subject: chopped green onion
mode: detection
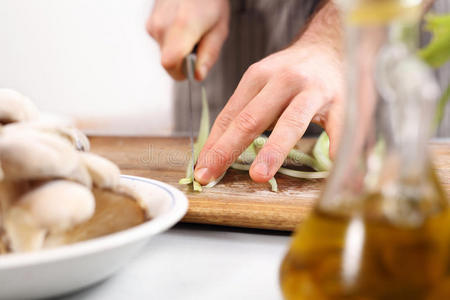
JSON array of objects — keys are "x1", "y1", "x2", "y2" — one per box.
[
  {"x1": 312, "y1": 131, "x2": 332, "y2": 171},
  {"x1": 277, "y1": 167, "x2": 329, "y2": 179},
  {"x1": 269, "y1": 177, "x2": 278, "y2": 192},
  {"x1": 287, "y1": 149, "x2": 324, "y2": 171},
  {"x1": 179, "y1": 86, "x2": 210, "y2": 190},
  {"x1": 230, "y1": 163, "x2": 251, "y2": 171}
]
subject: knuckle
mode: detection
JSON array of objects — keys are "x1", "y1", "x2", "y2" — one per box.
[
  {"x1": 147, "y1": 16, "x2": 164, "y2": 38},
  {"x1": 279, "y1": 67, "x2": 308, "y2": 87},
  {"x1": 260, "y1": 143, "x2": 286, "y2": 166},
  {"x1": 280, "y1": 112, "x2": 308, "y2": 130},
  {"x1": 161, "y1": 51, "x2": 183, "y2": 71},
  {"x1": 214, "y1": 112, "x2": 234, "y2": 131},
  {"x1": 207, "y1": 147, "x2": 230, "y2": 166},
  {"x1": 246, "y1": 63, "x2": 269, "y2": 78},
  {"x1": 174, "y1": 12, "x2": 189, "y2": 28},
  {"x1": 235, "y1": 111, "x2": 259, "y2": 134},
  {"x1": 161, "y1": 57, "x2": 174, "y2": 71}
]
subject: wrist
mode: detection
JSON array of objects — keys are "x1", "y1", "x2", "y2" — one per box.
[{"x1": 293, "y1": 0, "x2": 343, "y2": 58}]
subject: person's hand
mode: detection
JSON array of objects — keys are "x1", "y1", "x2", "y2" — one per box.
[
  {"x1": 194, "y1": 31, "x2": 345, "y2": 185},
  {"x1": 146, "y1": 0, "x2": 230, "y2": 80}
]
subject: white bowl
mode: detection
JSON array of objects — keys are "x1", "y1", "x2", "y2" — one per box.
[{"x1": 0, "y1": 175, "x2": 188, "y2": 300}]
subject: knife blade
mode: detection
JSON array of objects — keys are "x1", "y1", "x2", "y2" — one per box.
[{"x1": 184, "y1": 51, "x2": 197, "y2": 178}]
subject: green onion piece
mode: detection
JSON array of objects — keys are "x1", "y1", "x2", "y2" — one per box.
[
  {"x1": 236, "y1": 143, "x2": 258, "y2": 164},
  {"x1": 195, "y1": 87, "x2": 210, "y2": 157},
  {"x1": 253, "y1": 136, "x2": 267, "y2": 149},
  {"x1": 269, "y1": 177, "x2": 278, "y2": 192},
  {"x1": 178, "y1": 177, "x2": 193, "y2": 185},
  {"x1": 252, "y1": 136, "x2": 322, "y2": 171},
  {"x1": 277, "y1": 167, "x2": 329, "y2": 179},
  {"x1": 230, "y1": 163, "x2": 251, "y2": 171},
  {"x1": 179, "y1": 86, "x2": 210, "y2": 191},
  {"x1": 193, "y1": 180, "x2": 202, "y2": 192},
  {"x1": 312, "y1": 131, "x2": 332, "y2": 171},
  {"x1": 418, "y1": 14, "x2": 450, "y2": 68},
  {"x1": 287, "y1": 149, "x2": 324, "y2": 171}
]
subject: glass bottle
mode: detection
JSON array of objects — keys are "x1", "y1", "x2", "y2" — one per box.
[{"x1": 280, "y1": 0, "x2": 448, "y2": 299}]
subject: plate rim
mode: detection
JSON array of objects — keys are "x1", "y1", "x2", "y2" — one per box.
[{"x1": 0, "y1": 175, "x2": 188, "y2": 269}]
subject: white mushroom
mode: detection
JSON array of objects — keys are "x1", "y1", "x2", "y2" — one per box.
[
  {"x1": 0, "y1": 130, "x2": 82, "y2": 182},
  {"x1": 0, "y1": 89, "x2": 39, "y2": 124},
  {"x1": 3, "y1": 207, "x2": 46, "y2": 252},
  {"x1": 2, "y1": 120, "x2": 90, "y2": 151},
  {"x1": 20, "y1": 180, "x2": 95, "y2": 230},
  {"x1": 4, "y1": 180, "x2": 95, "y2": 252},
  {"x1": 80, "y1": 152, "x2": 120, "y2": 190}
]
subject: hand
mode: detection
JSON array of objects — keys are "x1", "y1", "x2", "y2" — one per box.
[
  {"x1": 194, "y1": 31, "x2": 344, "y2": 185},
  {"x1": 146, "y1": 0, "x2": 230, "y2": 80}
]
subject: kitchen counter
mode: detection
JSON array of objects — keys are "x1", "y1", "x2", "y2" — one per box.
[
  {"x1": 55, "y1": 138, "x2": 449, "y2": 300},
  {"x1": 58, "y1": 224, "x2": 290, "y2": 300}
]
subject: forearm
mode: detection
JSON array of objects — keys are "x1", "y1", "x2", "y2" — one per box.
[
  {"x1": 293, "y1": 0, "x2": 343, "y2": 56},
  {"x1": 292, "y1": 0, "x2": 436, "y2": 52},
  {"x1": 423, "y1": 0, "x2": 435, "y2": 12}
]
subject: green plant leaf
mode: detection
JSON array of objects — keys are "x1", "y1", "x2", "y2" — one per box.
[{"x1": 419, "y1": 14, "x2": 450, "y2": 68}]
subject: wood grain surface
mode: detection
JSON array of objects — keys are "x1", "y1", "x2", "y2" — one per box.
[{"x1": 89, "y1": 137, "x2": 450, "y2": 231}]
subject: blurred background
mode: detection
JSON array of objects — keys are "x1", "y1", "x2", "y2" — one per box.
[
  {"x1": 0, "y1": 0, "x2": 448, "y2": 136},
  {"x1": 0, "y1": 0, "x2": 173, "y2": 136}
]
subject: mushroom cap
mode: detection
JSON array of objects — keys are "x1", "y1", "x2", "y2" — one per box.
[
  {"x1": 4, "y1": 207, "x2": 46, "y2": 252},
  {"x1": 2, "y1": 120, "x2": 90, "y2": 151},
  {"x1": 17, "y1": 180, "x2": 95, "y2": 232},
  {"x1": 44, "y1": 187, "x2": 145, "y2": 248},
  {"x1": 0, "y1": 89, "x2": 39, "y2": 124},
  {"x1": 80, "y1": 152, "x2": 120, "y2": 190},
  {"x1": 0, "y1": 129, "x2": 81, "y2": 181}
]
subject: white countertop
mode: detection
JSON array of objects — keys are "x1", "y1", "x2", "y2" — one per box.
[{"x1": 58, "y1": 224, "x2": 291, "y2": 300}]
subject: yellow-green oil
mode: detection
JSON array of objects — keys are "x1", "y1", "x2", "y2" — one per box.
[{"x1": 280, "y1": 200, "x2": 450, "y2": 299}]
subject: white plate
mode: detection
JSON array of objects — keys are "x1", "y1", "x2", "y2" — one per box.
[{"x1": 0, "y1": 175, "x2": 188, "y2": 300}]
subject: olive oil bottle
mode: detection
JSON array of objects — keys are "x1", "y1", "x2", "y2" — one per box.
[
  {"x1": 280, "y1": 179, "x2": 450, "y2": 299},
  {"x1": 280, "y1": 0, "x2": 448, "y2": 299}
]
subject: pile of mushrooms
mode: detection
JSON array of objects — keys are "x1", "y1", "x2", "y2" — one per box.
[{"x1": 0, "y1": 89, "x2": 144, "y2": 253}]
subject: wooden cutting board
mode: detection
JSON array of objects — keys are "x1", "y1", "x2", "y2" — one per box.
[{"x1": 89, "y1": 136, "x2": 450, "y2": 231}]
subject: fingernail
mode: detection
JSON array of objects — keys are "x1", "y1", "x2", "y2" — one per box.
[
  {"x1": 194, "y1": 168, "x2": 212, "y2": 184},
  {"x1": 253, "y1": 163, "x2": 269, "y2": 177}
]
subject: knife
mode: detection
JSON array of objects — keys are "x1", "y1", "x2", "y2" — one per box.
[{"x1": 184, "y1": 48, "x2": 197, "y2": 178}]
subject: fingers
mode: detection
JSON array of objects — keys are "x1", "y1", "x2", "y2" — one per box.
[
  {"x1": 147, "y1": 0, "x2": 230, "y2": 81},
  {"x1": 199, "y1": 63, "x2": 271, "y2": 155},
  {"x1": 249, "y1": 90, "x2": 324, "y2": 182},
  {"x1": 324, "y1": 102, "x2": 344, "y2": 159},
  {"x1": 194, "y1": 75, "x2": 299, "y2": 185},
  {"x1": 160, "y1": 18, "x2": 204, "y2": 80},
  {"x1": 146, "y1": 0, "x2": 177, "y2": 44},
  {"x1": 195, "y1": 23, "x2": 229, "y2": 80}
]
